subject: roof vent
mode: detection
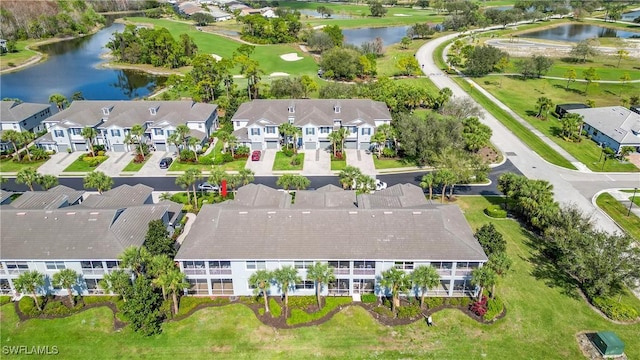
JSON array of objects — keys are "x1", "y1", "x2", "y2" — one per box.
[
  {"x1": 66, "y1": 212, "x2": 76, "y2": 215},
  {"x1": 302, "y1": 211, "x2": 310, "y2": 214},
  {"x1": 149, "y1": 106, "x2": 158, "y2": 115},
  {"x1": 239, "y1": 211, "x2": 248, "y2": 215},
  {"x1": 16, "y1": 212, "x2": 26, "y2": 216},
  {"x1": 349, "y1": 211, "x2": 358, "y2": 215},
  {"x1": 384, "y1": 211, "x2": 393, "y2": 215},
  {"x1": 102, "y1": 107, "x2": 110, "y2": 116},
  {"x1": 412, "y1": 211, "x2": 422, "y2": 215}
]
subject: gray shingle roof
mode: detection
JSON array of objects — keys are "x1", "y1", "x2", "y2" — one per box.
[
  {"x1": 44, "y1": 100, "x2": 217, "y2": 129},
  {"x1": 78, "y1": 184, "x2": 153, "y2": 209},
  {"x1": 229, "y1": 183, "x2": 291, "y2": 208},
  {"x1": 0, "y1": 101, "x2": 51, "y2": 123},
  {"x1": 231, "y1": 99, "x2": 391, "y2": 127},
  {"x1": 569, "y1": 106, "x2": 640, "y2": 146},
  {"x1": 7, "y1": 185, "x2": 84, "y2": 209}
]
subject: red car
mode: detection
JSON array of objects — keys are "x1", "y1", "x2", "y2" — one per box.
[{"x1": 251, "y1": 150, "x2": 261, "y2": 161}]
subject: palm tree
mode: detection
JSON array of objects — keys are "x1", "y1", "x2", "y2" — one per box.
[
  {"x1": 292, "y1": 127, "x2": 302, "y2": 154},
  {"x1": 471, "y1": 266, "x2": 497, "y2": 300},
  {"x1": 535, "y1": 97, "x2": 553, "y2": 119},
  {"x1": 420, "y1": 173, "x2": 435, "y2": 200},
  {"x1": 175, "y1": 173, "x2": 192, "y2": 206},
  {"x1": 208, "y1": 167, "x2": 227, "y2": 189},
  {"x1": 1, "y1": 130, "x2": 22, "y2": 158},
  {"x1": 166, "y1": 268, "x2": 189, "y2": 315},
  {"x1": 487, "y1": 252, "x2": 512, "y2": 297},
  {"x1": 273, "y1": 266, "x2": 301, "y2": 308},
  {"x1": 355, "y1": 174, "x2": 376, "y2": 194},
  {"x1": 410, "y1": 265, "x2": 440, "y2": 308},
  {"x1": 338, "y1": 165, "x2": 362, "y2": 190},
  {"x1": 188, "y1": 137, "x2": 200, "y2": 161},
  {"x1": 291, "y1": 175, "x2": 311, "y2": 190},
  {"x1": 99, "y1": 270, "x2": 132, "y2": 302},
  {"x1": 130, "y1": 124, "x2": 145, "y2": 160},
  {"x1": 176, "y1": 124, "x2": 191, "y2": 151},
  {"x1": 216, "y1": 130, "x2": 231, "y2": 153},
  {"x1": 16, "y1": 167, "x2": 40, "y2": 191},
  {"x1": 279, "y1": 123, "x2": 296, "y2": 151},
  {"x1": 37, "y1": 174, "x2": 59, "y2": 190},
  {"x1": 48, "y1": 93, "x2": 68, "y2": 111},
  {"x1": 119, "y1": 246, "x2": 152, "y2": 278},
  {"x1": 377, "y1": 124, "x2": 397, "y2": 156},
  {"x1": 248, "y1": 269, "x2": 273, "y2": 313},
  {"x1": 227, "y1": 135, "x2": 238, "y2": 157},
  {"x1": 434, "y1": 169, "x2": 456, "y2": 203},
  {"x1": 19, "y1": 131, "x2": 36, "y2": 161},
  {"x1": 371, "y1": 130, "x2": 386, "y2": 158},
  {"x1": 306, "y1": 262, "x2": 335, "y2": 308},
  {"x1": 238, "y1": 168, "x2": 255, "y2": 186},
  {"x1": 52, "y1": 268, "x2": 80, "y2": 306},
  {"x1": 14, "y1": 270, "x2": 45, "y2": 311},
  {"x1": 185, "y1": 168, "x2": 202, "y2": 209},
  {"x1": 81, "y1": 127, "x2": 97, "y2": 157},
  {"x1": 336, "y1": 127, "x2": 350, "y2": 156},
  {"x1": 328, "y1": 130, "x2": 342, "y2": 157},
  {"x1": 167, "y1": 132, "x2": 181, "y2": 153},
  {"x1": 380, "y1": 267, "x2": 410, "y2": 314},
  {"x1": 159, "y1": 192, "x2": 173, "y2": 201},
  {"x1": 149, "y1": 255, "x2": 177, "y2": 301},
  {"x1": 83, "y1": 171, "x2": 113, "y2": 194}
]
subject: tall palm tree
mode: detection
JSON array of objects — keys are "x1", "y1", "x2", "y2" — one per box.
[
  {"x1": 327, "y1": 130, "x2": 342, "y2": 157},
  {"x1": 119, "y1": 246, "x2": 152, "y2": 278},
  {"x1": 273, "y1": 266, "x2": 301, "y2": 308},
  {"x1": 188, "y1": 137, "x2": 200, "y2": 161},
  {"x1": 291, "y1": 175, "x2": 311, "y2": 190},
  {"x1": 1, "y1": 130, "x2": 23, "y2": 158},
  {"x1": 306, "y1": 262, "x2": 335, "y2": 308},
  {"x1": 16, "y1": 167, "x2": 40, "y2": 191},
  {"x1": 227, "y1": 135, "x2": 238, "y2": 157},
  {"x1": 355, "y1": 174, "x2": 376, "y2": 194},
  {"x1": 175, "y1": 173, "x2": 192, "y2": 206},
  {"x1": 238, "y1": 168, "x2": 255, "y2": 186},
  {"x1": 292, "y1": 127, "x2": 302, "y2": 154},
  {"x1": 208, "y1": 167, "x2": 226, "y2": 189},
  {"x1": 471, "y1": 266, "x2": 497, "y2": 300},
  {"x1": 83, "y1": 171, "x2": 113, "y2": 194},
  {"x1": 380, "y1": 267, "x2": 410, "y2": 314},
  {"x1": 166, "y1": 268, "x2": 189, "y2": 315},
  {"x1": 149, "y1": 255, "x2": 177, "y2": 301},
  {"x1": 48, "y1": 93, "x2": 68, "y2": 111},
  {"x1": 337, "y1": 127, "x2": 350, "y2": 156},
  {"x1": 130, "y1": 124, "x2": 145, "y2": 160},
  {"x1": 19, "y1": 131, "x2": 36, "y2": 161},
  {"x1": 37, "y1": 174, "x2": 59, "y2": 190},
  {"x1": 52, "y1": 268, "x2": 80, "y2": 306},
  {"x1": 434, "y1": 169, "x2": 456, "y2": 203},
  {"x1": 420, "y1": 173, "x2": 435, "y2": 200},
  {"x1": 338, "y1": 165, "x2": 362, "y2": 190},
  {"x1": 99, "y1": 270, "x2": 132, "y2": 302},
  {"x1": 535, "y1": 97, "x2": 553, "y2": 119},
  {"x1": 176, "y1": 124, "x2": 191, "y2": 151},
  {"x1": 185, "y1": 168, "x2": 202, "y2": 209},
  {"x1": 278, "y1": 123, "x2": 296, "y2": 151},
  {"x1": 371, "y1": 130, "x2": 386, "y2": 158},
  {"x1": 376, "y1": 124, "x2": 396, "y2": 155},
  {"x1": 216, "y1": 130, "x2": 231, "y2": 153},
  {"x1": 248, "y1": 269, "x2": 273, "y2": 313},
  {"x1": 81, "y1": 127, "x2": 97, "y2": 157},
  {"x1": 14, "y1": 270, "x2": 45, "y2": 311},
  {"x1": 487, "y1": 252, "x2": 512, "y2": 297},
  {"x1": 410, "y1": 265, "x2": 440, "y2": 308},
  {"x1": 167, "y1": 132, "x2": 181, "y2": 153}
]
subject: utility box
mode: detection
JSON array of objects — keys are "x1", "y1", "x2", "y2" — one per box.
[{"x1": 591, "y1": 331, "x2": 625, "y2": 357}]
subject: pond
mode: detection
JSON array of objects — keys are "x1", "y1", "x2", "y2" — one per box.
[
  {"x1": 519, "y1": 24, "x2": 640, "y2": 42},
  {"x1": 622, "y1": 10, "x2": 640, "y2": 21},
  {"x1": 0, "y1": 22, "x2": 163, "y2": 104},
  {"x1": 296, "y1": 9, "x2": 354, "y2": 20},
  {"x1": 343, "y1": 26, "x2": 411, "y2": 47}
]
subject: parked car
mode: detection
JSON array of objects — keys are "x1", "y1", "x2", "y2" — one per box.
[
  {"x1": 375, "y1": 179, "x2": 388, "y2": 191},
  {"x1": 159, "y1": 157, "x2": 173, "y2": 169},
  {"x1": 197, "y1": 182, "x2": 219, "y2": 192},
  {"x1": 251, "y1": 150, "x2": 261, "y2": 161}
]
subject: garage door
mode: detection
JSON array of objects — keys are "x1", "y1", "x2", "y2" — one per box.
[
  {"x1": 74, "y1": 142, "x2": 87, "y2": 151},
  {"x1": 155, "y1": 142, "x2": 167, "y2": 151},
  {"x1": 251, "y1": 142, "x2": 262, "y2": 150},
  {"x1": 266, "y1": 141, "x2": 278, "y2": 149},
  {"x1": 57, "y1": 144, "x2": 69, "y2": 153},
  {"x1": 344, "y1": 141, "x2": 357, "y2": 149},
  {"x1": 112, "y1": 143, "x2": 125, "y2": 152},
  {"x1": 319, "y1": 141, "x2": 331, "y2": 150},
  {"x1": 360, "y1": 142, "x2": 370, "y2": 151},
  {"x1": 304, "y1": 142, "x2": 316, "y2": 150}
]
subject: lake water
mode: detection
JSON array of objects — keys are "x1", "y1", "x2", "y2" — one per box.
[
  {"x1": 297, "y1": 9, "x2": 353, "y2": 19},
  {"x1": 343, "y1": 26, "x2": 411, "y2": 47},
  {"x1": 622, "y1": 10, "x2": 640, "y2": 21},
  {"x1": 0, "y1": 22, "x2": 163, "y2": 104},
  {"x1": 520, "y1": 24, "x2": 640, "y2": 42}
]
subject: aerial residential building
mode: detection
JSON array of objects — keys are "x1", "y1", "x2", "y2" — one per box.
[
  {"x1": 175, "y1": 184, "x2": 488, "y2": 298},
  {"x1": 230, "y1": 99, "x2": 392, "y2": 151},
  {"x1": 0, "y1": 100, "x2": 52, "y2": 152},
  {"x1": 40, "y1": 100, "x2": 218, "y2": 153},
  {"x1": 568, "y1": 106, "x2": 640, "y2": 153}
]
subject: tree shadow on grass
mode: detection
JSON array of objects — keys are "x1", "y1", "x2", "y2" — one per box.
[
  {"x1": 549, "y1": 125, "x2": 563, "y2": 138},
  {"x1": 552, "y1": 84, "x2": 584, "y2": 95},
  {"x1": 525, "y1": 110, "x2": 538, "y2": 117},
  {"x1": 518, "y1": 227, "x2": 581, "y2": 300}
]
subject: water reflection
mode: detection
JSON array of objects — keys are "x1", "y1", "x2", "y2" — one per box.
[
  {"x1": 297, "y1": 9, "x2": 354, "y2": 19},
  {"x1": 520, "y1": 24, "x2": 640, "y2": 42},
  {"x1": 343, "y1": 26, "x2": 411, "y2": 47},
  {"x1": 622, "y1": 10, "x2": 640, "y2": 21}
]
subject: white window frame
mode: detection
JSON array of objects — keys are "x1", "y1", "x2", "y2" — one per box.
[
  {"x1": 305, "y1": 128, "x2": 315, "y2": 135},
  {"x1": 45, "y1": 261, "x2": 66, "y2": 270},
  {"x1": 246, "y1": 260, "x2": 266, "y2": 270},
  {"x1": 394, "y1": 261, "x2": 414, "y2": 270},
  {"x1": 54, "y1": 130, "x2": 64, "y2": 137},
  {"x1": 250, "y1": 128, "x2": 261, "y2": 136},
  {"x1": 294, "y1": 260, "x2": 314, "y2": 269},
  {"x1": 361, "y1": 128, "x2": 371, "y2": 135}
]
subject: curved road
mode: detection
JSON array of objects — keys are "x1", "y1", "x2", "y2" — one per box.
[{"x1": 416, "y1": 32, "x2": 640, "y2": 234}]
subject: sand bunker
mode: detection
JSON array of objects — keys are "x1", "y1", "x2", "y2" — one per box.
[
  {"x1": 210, "y1": 54, "x2": 222, "y2": 61},
  {"x1": 270, "y1": 72, "x2": 290, "y2": 77},
  {"x1": 280, "y1": 53, "x2": 303, "y2": 61},
  {"x1": 394, "y1": 13, "x2": 411, "y2": 16}
]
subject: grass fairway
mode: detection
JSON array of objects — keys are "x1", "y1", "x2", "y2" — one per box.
[
  {"x1": 596, "y1": 192, "x2": 640, "y2": 240},
  {"x1": 2, "y1": 196, "x2": 639, "y2": 359}
]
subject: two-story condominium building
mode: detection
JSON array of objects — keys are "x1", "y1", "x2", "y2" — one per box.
[
  {"x1": 230, "y1": 99, "x2": 392, "y2": 151},
  {"x1": 0, "y1": 101, "x2": 52, "y2": 152},
  {"x1": 39, "y1": 100, "x2": 218, "y2": 153},
  {"x1": 568, "y1": 106, "x2": 640, "y2": 153},
  {"x1": 0, "y1": 184, "x2": 183, "y2": 296},
  {"x1": 175, "y1": 184, "x2": 488, "y2": 298}
]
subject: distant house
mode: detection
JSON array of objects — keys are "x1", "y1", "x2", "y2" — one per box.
[
  {"x1": 41, "y1": 100, "x2": 218, "y2": 153},
  {"x1": 555, "y1": 103, "x2": 590, "y2": 118},
  {"x1": 0, "y1": 101, "x2": 53, "y2": 152},
  {"x1": 0, "y1": 39, "x2": 7, "y2": 51},
  {"x1": 230, "y1": 99, "x2": 392, "y2": 151},
  {"x1": 631, "y1": 105, "x2": 640, "y2": 116},
  {"x1": 568, "y1": 106, "x2": 640, "y2": 153},
  {"x1": 209, "y1": 7, "x2": 233, "y2": 21}
]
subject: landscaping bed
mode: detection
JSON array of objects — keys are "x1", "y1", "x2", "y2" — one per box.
[
  {"x1": 273, "y1": 150, "x2": 304, "y2": 171},
  {"x1": 63, "y1": 153, "x2": 108, "y2": 172}
]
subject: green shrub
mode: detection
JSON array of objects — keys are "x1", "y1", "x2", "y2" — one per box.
[
  {"x1": 212, "y1": 297, "x2": 230, "y2": 306},
  {"x1": 212, "y1": 156, "x2": 225, "y2": 165},
  {"x1": 221, "y1": 153, "x2": 233, "y2": 163},
  {"x1": 269, "y1": 298, "x2": 282, "y2": 318},
  {"x1": 83, "y1": 155, "x2": 107, "y2": 167},
  {"x1": 447, "y1": 297, "x2": 462, "y2": 306},
  {"x1": 239, "y1": 296, "x2": 257, "y2": 305},
  {"x1": 484, "y1": 205, "x2": 507, "y2": 218},
  {"x1": 484, "y1": 297, "x2": 504, "y2": 321},
  {"x1": 199, "y1": 156, "x2": 215, "y2": 165},
  {"x1": 373, "y1": 305, "x2": 394, "y2": 318},
  {"x1": 424, "y1": 297, "x2": 444, "y2": 309},
  {"x1": 258, "y1": 308, "x2": 265, "y2": 316},
  {"x1": 19, "y1": 296, "x2": 42, "y2": 316},
  {"x1": 397, "y1": 304, "x2": 421, "y2": 319},
  {"x1": 287, "y1": 297, "x2": 352, "y2": 325},
  {"x1": 0, "y1": 296, "x2": 11, "y2": 306},
  {"x1": 177, "y1": 296, "x2": 215, "y2": 316},
  {"x1": 179, "y1": 150, "x2": 196, "y2": 162},
  {"x1": 159, "y1": 299, "x2": 173, "y2": 319},
  {"x1": 382, "y1": 147, "x2": 395, "y2": 158},
  {"x1": 43, "y1": 300, "x2": 78, "y2": 316},
  {"x1": 281, "y1": 148, "x2": 294, "y2": 157},
  {"x1": 83, "y1": 296, "x2": 119, "y2": 305},
  {"x1": 593, "y1": 297, "x2": 639, "y2": 321},
  {"x1": 287, "y1": 296, "x2": 316, "y2": 309},
  {"x1": 361, "y1": 294, "x2": 378, "y2": 303},
  {"x1": 460, "y1": 297, "x2": 472, "y2": 307},
  {"x1": 236, "y1": 145, "x2": 250, "y2": 155}
]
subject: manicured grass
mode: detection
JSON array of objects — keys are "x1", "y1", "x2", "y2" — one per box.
[
  {"x1": 595, "y1": 192, "x2": 640, "y2": 240},
  {"x1": 287, "y1": 297, "x2": 352, "y2": 325},
  {"x1": 373, "y1": 156, "x2": 418, "y2": 169},
  {"x1": 330, "y1": 153, "x2": 346, "y2": 171},
  {"x1": 476, "y1": 76, "x2": 639, "y2": 172},
  {"x1": 121, "y1": 156, "x2": 149, "y2": 172},
  {"x1": 62, "y1": 154, "x2": 108, "y2": 172},
  {"x1": 0, "y1": 38, "x2": 47, "y2": 72},
  {"x1": 2, "y1": 196, "x2": 640, "y2": 358},
  {"x1": 0, "y1": 158, "x2": 47, "y2": 172},
  {"x1": 272, "y1": 151, "x2": 304, "y2": 171}
]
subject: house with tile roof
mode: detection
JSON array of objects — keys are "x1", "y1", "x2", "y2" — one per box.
[
  {"x1": 568, "y1": 106, "x2": 640, "y2": 153},
  {"x1": 230, "y1": 99, "x2": 392, "y2": 151},
  {"x1": 0, "y1": 101, "x2": 53, "y2": 152},
  {"x1": 175, "y1": 184, "x2": 487, "y2": 298},
  {"x1": 40, "y1": 100, "x2": 218, "y2": 153}
]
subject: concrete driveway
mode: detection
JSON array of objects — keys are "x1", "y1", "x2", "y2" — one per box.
[
  {"x1": 302, "y1": 148, "x2": 332, "y2": 175},
  {"x1": 345, "y1": 149, "x2": 376, "y2": 176},
  {"x1": 245, "y1": 149, "x2": 275, "y2": 176}
]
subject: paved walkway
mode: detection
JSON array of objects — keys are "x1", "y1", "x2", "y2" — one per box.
[
  {"x1": 605, "y1": 189, "x2": 640, "y2": 218},
  {"x1": 37, "y1": 152, "x2": 80, "y2": 176},
  {"x1": 345, "y1": 149, "x2": 376, "y2": 176},
  {"x1": 97, "y1": 151, "x2": 133, "y2": 177}
]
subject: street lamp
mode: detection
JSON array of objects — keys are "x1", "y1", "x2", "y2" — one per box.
[{"x1": 628, "y1": 187, "x2": 638, "y2": 217}]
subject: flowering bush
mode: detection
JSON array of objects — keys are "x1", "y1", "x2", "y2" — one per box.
[{"x1": 469, "y1": 295, "x2": 488, "y2": 317}]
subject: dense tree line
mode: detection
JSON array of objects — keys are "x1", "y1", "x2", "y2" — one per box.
[
  {"x1": 0, "y1": 0, "x2": 104, "y2": 40},
  {"x1": 239, "y1": 10, "x2": 301, "y2": 44},
  {"x1": 106, "y1": 25, "x2": 198, "y2": 68}
]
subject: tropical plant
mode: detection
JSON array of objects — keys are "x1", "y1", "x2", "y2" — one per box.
[
  {"x1": 81, "y1": 127, "x2": 97, "y2": 157},
  {"x1": 185, "y1": 168, "x2": 202, "y2": 209},
  {"x1": 119, "y1": 246, "x2": 152, "y2": 278},
  {"x1": 1, "y1": 130, "x2": 22, "y2": 157},
  {"x1": 248, "y1": 269, "x2": 273, "y2": 313},
  {"x1": 83, "y1": 171, "x2": 113, "y2": 194},
  {"x1": 433, "y1": 169, "x2": 456, "y2": 203},
  {"x1": 52, "y1": 268, "x2": 80, "y2": 306},
  {"x1": 208, "y1": 167, "x2": 226, "y2": 189},
  {"x1": 410, "y1": 265, "x2": 440, "y2": 308},
  {"x1": 238, "y1": 168, "x2": 255, "y2": 186},
  {"x1": 149, "y1": 254, "x2": 177, "y2": 300},
  {"x1": 273, "y1": 266, "x2": 301, "y2": 308},
  {"x1": 471, "y1": 266, "x2": 497, "y2": 300},
  {"x1": 420, "y1": 173, "x2": 435, "y2": 200},
  {"x1": 14, "y1": 270, "x2": 45, "y2": 311},
  {"x1": 166, "y1": 268, "x2": 189, "y2": 314},
  {"x1": 20, "y1": 132, "x2": 36, "y2": 161},
  {"x1": 380, "y1": 267, "x2": 411, "y2": 313},
  {"x1": 535, "y1": 97, "x2": 553, "y2": 119},
  {"x1": 131, "y1": 124, "x2": 146, "y2": 160},
  {"x1": 36, "y1": 174, "x2": 59, "y2": 190},
  {"x1": 48, "y1": 93, "x2": 68, "y2": 111},
  {"x1": 99, "y1": 270, "x2": 132, "y2": 302},
  {"x1": 15, "y1": 167, "x2": 40, "y2": 191},
  {"x1": 306, "y1": 262, "x2": 335, "y2": 308},
  {"x1": 338, "y1": 165, "x2": 362, "y2": 190},
  {"x1": 276, "y1": 174, "x2": 310, "y2": 191}
]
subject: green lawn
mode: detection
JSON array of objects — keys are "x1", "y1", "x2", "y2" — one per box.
[
  {"x1": 2, "y1": 195, "x2": 639, "y2": 358},
  {"x1": 373, "y1": 156, "x2": 417, "y2": 169},
  {"x1": 168, "y1": 159, "x2": 246, "y2": 172},
  {"x1": 273, "y1": 151, "x2": 304, "y2": 171},
  {"x1": 330, "y1": 153, "x2": 346, "y2": 171},
  {"x1": 0, "y1": 158, "x2": 47, "y2": 172},
  {"x1": 121, "y1": 156, "x2": 149, "y2": 172},
  {"x1": 62, "y1": 154, "x2": 108, "y2": 172},
  {"x1": 0, "y1": 38, "x2": 49, "y2": 72},
  {"x1": 595, "y1": 193, "x2": 640, "y2": 240}
]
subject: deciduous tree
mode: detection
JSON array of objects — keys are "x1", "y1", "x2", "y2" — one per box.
[
  {"x1": 475, "y1": 223, "x2": 506, "y2": 256},
  {"x1": 122, "y1": 276, "x2": 162, "y2": 335}
]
